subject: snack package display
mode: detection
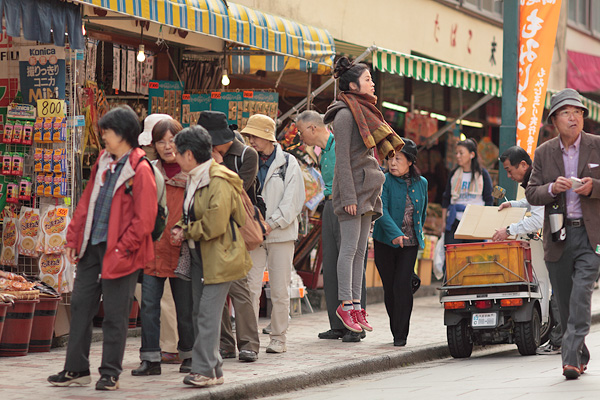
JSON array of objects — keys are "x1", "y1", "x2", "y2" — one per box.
[
  {"x1": 33, "y1": 117, "x2": 43, "y2": 142},
  {"x1": 12, "y1": 123, "x2": 23, "y2": 144},
  {"x1": 18, "y1": 179, "x2": 32, "y2": 201},
  {"x1": 6, "y1": 183, "x2": 19, "y2": 204},
  {"x1": 1, "y1": 217, "x2": 19, "y2": 266},
  {"x1": 52, "y1": 173, "x2": 64, "y2": 198},
  {"x1": 36, "y1": 174, "x2": 45, "y2": 197},
  {"x1": 34, "y1": 148, "x2": 43, "y2": 172},
  {"x1": 38, "y1": 253, "x2": 65, "y2": 292},
  {"x1": 43, "y1": 174, "x2": 53, "y2": 197},
  {"x1": 22, "y1": 121, "x2": 34, "y2": 145},
  {"x1": 18, "y1": 207, "x2": 40, "y2": 257},
  {"x1": 42, "y1": 117, "x2": 54, "y2": 143},
  {"x1": 11, "y1": 153, "x2": 24, "y2": 176},
  {"x1": 3, "y1": 121, "x2": 14, "y2": 144},
  {"x1": 52, "y1": 117, "x2": 65, "y2": 142},
  {"x1": 43, "y1": 149, "x2": 53, "y2": 173},
  {"x1": 53, "y1": 149, "x2": 66, "y2": 173},
  {"x1": 2, "y1": 153, "x2": 12, "y2": 175},
  {"x1": 41, "y1": 206, "x2": 69, "y2": 254}
]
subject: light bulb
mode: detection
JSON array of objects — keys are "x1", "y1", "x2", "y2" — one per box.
[
  {"x1": 221, "y1": 69, "x2": 230, "y2": 86},
  {"x1": 137, "y1": 44, "x2": 146, "y2": 63}
]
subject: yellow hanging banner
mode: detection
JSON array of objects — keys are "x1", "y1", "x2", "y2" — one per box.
[{"x1": 517, "y1": 0, "x2": 562, "y2": 158}]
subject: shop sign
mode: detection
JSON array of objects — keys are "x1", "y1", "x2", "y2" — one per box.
[
  {"x1": 19, "y1": 45, "x2": 66, "y2": 106},
  {"x1": 516, "y1": 1, "x2": 562, "y2": 158},
  {"x1": 36, "y1": 99, "x2": 65, "y2": 118},
  {"x1": 181, "y1": 94, "x2": 210, "y2": 127}
]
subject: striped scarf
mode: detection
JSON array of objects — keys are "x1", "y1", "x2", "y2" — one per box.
[
  {"x1": 449, "y1": 167, "x2": 484, "y2": 202},
  {"x1": 338, "y1": 91, "x2": 404, "y2": 160}
]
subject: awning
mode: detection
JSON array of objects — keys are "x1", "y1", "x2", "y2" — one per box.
[
  {"x1": 373, "y1": 47, "x2": 502, "y2": 97},
  {"x1": 74, "y1": 0, "x2": 335, "y2": 67},
  {"x1": 373, "y1": 47, "x2": 600, "y2": 124},
  {"x1": 567, "y1": 50, "x2": 600, "y2": 93}
]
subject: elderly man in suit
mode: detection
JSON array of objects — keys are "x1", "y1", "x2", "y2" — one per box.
[{"x1": 526, "y1": 88, "x2": 600, "y2": 380}]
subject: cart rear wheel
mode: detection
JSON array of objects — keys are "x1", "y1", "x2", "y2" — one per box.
[
  {"x1": 447, "y1": 319, "x2": 473, "y2": 358},
  {"x1": 515, "y1": 307, "x2": 541, "y2": 356}
]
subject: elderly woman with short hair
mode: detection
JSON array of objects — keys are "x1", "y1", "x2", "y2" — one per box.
[{"x1": 171, "y1": 126, "x2": 252, "y2": 387}]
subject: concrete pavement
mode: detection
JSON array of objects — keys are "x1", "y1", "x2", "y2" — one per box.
[{"x1": 1, "y1": 290, "x2": 600, "y2": 400}]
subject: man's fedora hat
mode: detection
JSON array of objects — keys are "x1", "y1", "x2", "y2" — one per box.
[
  {"x1": 547, "y1": 88, "x2": 589, "y2": 124},
  {"x1": 197, "y1": 111, "x2": 235, "y2": 145}
]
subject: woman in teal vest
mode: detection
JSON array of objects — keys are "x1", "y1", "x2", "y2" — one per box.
[{"x1": 373, "y1": 138, "x2": 428, "y2": 347}]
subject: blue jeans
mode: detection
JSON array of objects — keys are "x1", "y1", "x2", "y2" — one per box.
[{"x1": 139, "y1": 274, "x2": 194, "y2": 362}]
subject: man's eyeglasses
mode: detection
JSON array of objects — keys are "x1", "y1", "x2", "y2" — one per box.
[
  {"x1": 556, "y1": 109, "x2": 584, "y2": 119},
  {"x1": 297, "y1": 125, "x2": 315, "y2": 136}
]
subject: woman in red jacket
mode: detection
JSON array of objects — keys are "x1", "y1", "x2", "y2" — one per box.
[
  {"x1": 132, "y1": 119, "x2": 194, "y2": 376},
  {"x1": 48, "y1": 106, "x2": 157, "y2": 391}
]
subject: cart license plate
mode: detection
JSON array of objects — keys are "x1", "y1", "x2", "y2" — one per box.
[{"x1": 472, "y1": 312, "x2": 497, "y2": 328}]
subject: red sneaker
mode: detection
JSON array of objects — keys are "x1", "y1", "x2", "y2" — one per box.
[
  {"x1": 336, "y1": 305, "x2": 362, "y2": 333},
  {"x1": 354, "y1": 309, "x2": 373, "y2": 332}
]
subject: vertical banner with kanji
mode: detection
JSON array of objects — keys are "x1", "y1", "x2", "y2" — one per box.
[
  {"x1": 1, "y1": 27, "x2": 19, "y2": 132},
  {"x1": 517, "y1": 0, "x2": 562, "y2": 158},
  {"x1": 19, "y1": 45, "x2": 66, "y2": 105}
]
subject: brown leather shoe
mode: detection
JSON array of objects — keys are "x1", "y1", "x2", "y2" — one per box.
[{"x1": 563, "y1": 365, "x2": 581, "y2": 380}]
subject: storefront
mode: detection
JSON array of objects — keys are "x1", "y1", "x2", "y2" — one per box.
[{"x1": 0, "y1": 0, "x2": 336, "y2": 346}]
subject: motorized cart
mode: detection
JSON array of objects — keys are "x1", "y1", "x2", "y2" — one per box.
[{"x1": 439, "y1": 239, "x2": 552, "y2": 358}]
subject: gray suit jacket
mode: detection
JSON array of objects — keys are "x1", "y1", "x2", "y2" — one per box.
[{"x1": 525, "y1": 131, "x2": 600, "y2": 262}]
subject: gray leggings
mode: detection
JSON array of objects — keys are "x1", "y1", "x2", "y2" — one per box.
[{"x1": 337, "y1": 214, "x2": 372, "y2": 301}]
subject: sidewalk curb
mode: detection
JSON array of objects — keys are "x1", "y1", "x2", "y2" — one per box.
[
  {"x1": 175, "y1": 307, "x2": 600, "y2": 400},
  {"x1": 172, "y1": 344, "x2": 451, "y2": 400}
]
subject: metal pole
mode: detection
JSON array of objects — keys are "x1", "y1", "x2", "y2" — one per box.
[{"x1": 499, "y1": 0, "x2": 519, "y2": 201}]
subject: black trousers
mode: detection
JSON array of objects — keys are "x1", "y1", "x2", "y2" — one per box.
[
  {"x1": 373, "y1": 240, "x2": 419, "y2": 342},
  {"x1": 64, "y1": 243, "x2": 139, "y2": 378}
]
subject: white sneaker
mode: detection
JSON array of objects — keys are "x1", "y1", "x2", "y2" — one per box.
[{"x1": 266, "y1": 339, "x2": 287, "y2": 353}]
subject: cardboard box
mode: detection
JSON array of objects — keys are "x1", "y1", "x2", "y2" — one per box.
[
  {"x1": 418, "y1": 259, "x2": 433, "y2": 286},
  {"x1": 454, "y1": 204, "x2": 526, "y2": 240}
]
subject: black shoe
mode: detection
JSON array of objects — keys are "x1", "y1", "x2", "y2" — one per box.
[
  {"x1": 394, "y1": 339, "x2": 407, "y2": 347},
  {"x1": 318, "y1": 329, "x2": 346, "y2": 339},
  {"x1": 179, "y1": 358, "x2": 192, "y2": 373},
  {"x1": 342, "y1": 330, "x2": 361, "y2": 342},
  {"x1": 360, "y1": 329, "x2": 366, "y2": 339},
  {"x1": 95, "y1": 375, "x2": 119, "y2": 391},
  {"x1": 48, "y1": 369, "x2": 91, "y2": 386},
  {"x1": 131, "y1": 360, "x2": 161, "y2": 376},
  {"x1": 219, "y1": 348, "x2": 236, "y2": 359},
  {"x1": 239, "y1": 349, "x2": 258, "y2": 362}
]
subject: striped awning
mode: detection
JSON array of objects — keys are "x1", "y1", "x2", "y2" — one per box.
[
  {"x1": 373, "y1": 47, "x2": 600, "y2": 123},
  {"x1": 75, "y1": 0, "x2": 335, "y2": 67},
  {"x1": 373, "y1": 48, "x2": 502, "y2": 97}
]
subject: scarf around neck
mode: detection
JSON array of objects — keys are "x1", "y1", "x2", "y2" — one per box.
[
  {"x1": 338, "y1": 91, "x2": 404, "y2": 160},
  {"x1": 450, "y1": 167, "x2": 484, "y2": 202}
]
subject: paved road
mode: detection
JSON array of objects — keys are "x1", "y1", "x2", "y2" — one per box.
[{"x1": 264, "y1": 325, "x2": 600, "y2": 400}]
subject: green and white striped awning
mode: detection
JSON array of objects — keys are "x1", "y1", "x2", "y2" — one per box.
[
  {"x1": 373, "y1": 48, "x2": 502, "y2": 97},
  {"x1": 373, "y1": 47, "x2": 600, "y2": 123}
]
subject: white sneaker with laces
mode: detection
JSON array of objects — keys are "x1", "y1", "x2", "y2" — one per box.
[{"x1": 266, "y1": 339, "x2": 287, "y2": 353}]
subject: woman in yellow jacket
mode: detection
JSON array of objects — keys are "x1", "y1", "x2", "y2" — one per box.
[{"x1": 171, "y1": 126, "x2": 252, "y2": 388}]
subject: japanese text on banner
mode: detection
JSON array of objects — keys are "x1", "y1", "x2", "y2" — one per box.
[{"x1": 517, "y1": 0, "x2": 562, "y2": 158}]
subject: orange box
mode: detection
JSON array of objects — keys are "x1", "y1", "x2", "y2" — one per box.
[{"x1": 445, "y1": 240, "x2": 532, "y2": 286}]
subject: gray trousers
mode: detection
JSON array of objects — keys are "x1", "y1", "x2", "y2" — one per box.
[
  {"x1": 220, "y1": 276, "x2": 260, "y2": 353},
  {"x1": 190, "y1": 247, "x2": 231, "y2": 378},
  {"x1": 322, "y1": 200, "x2": 366, "y2": 330},
  {"x1": 337, "y1": 214, "x2": 371, "y2": 301},
  {"x1": 64, "y1": 243, "x2": 138, "y2": 378},
  {"x1": 546, "y1": 225, "x2": 600, "y2": 367},
  {"x1": 548, "y1": 294, "x2": 562, "y2": 347}
]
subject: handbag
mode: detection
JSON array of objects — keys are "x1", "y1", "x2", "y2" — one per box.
[
  {"x1": 411, "y1": 272, "x2": 421, "y2": 294},
  {"x1": 174, "y1": 241, "x2": 192, "y2": 281},
  {"x1": 238, "y1": 189, "x2": 267, "y2": 251}
]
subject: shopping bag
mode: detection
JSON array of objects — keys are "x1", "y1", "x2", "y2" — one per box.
[{"x1": 433, "y1": 233, "x2": 445, "y2": 280}]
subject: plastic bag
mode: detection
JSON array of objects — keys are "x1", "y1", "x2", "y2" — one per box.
[{"x1": 433, "y1": 233, "x2": 445, "y2": 280}]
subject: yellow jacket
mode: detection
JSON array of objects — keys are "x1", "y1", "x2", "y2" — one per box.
[{"x1": 177, "y1": 160, "x2": 252, "y2": 284}]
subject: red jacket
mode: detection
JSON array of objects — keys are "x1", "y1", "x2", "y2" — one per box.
[
  {"x1": 144, "y1": 160, "x2": 186, "y2": 278},
  {"x1": 66, "y1": 148, "x2": 157, "y2": 279}
]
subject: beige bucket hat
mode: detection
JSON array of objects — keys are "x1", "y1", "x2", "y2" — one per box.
[{"x1": 240, "y1": 114, "x2": 276, "y2": 142}]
